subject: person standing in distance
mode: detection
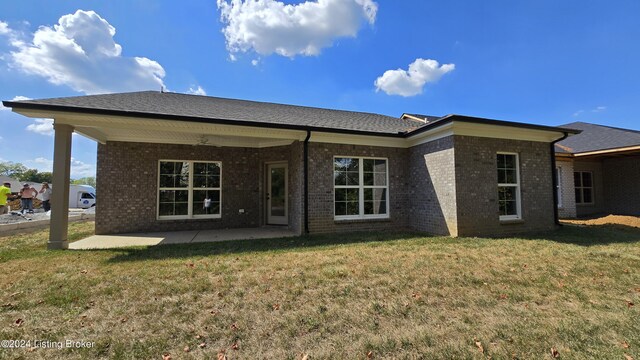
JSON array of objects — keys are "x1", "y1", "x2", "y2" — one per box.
[
  {"x1": 19, "y1": 183, "x2": 38, "y2": 214},
  {"x1": 0, "y1": 182, "x2": 13, "y2": 215},
  {"x1": 39, "y1": 182, "x2": 52, "y2": 212}
]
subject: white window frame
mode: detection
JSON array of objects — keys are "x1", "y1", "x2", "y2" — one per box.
[
  {"x1": 157, "y1": 160, "x2": 222, "y2": 220},
  {"x1": 333, "y1": 156, "x2": 390, "y2": 220},
  {"x1": 556, "y1": 166, "x2": 563, "y2": 208},
  {"x1": 497, "y1": 152, "x2": 522, "y2": 221},
  {"x1": 574, "y1": 171, "x2": 594, "y2": 205}
]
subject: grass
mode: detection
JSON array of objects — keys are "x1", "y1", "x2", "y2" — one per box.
[{"x1": 0, "y1": 222, "x2": 639, "y2": 359}]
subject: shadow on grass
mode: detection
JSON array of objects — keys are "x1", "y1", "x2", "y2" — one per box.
[
  {"x1": 524, "y1": 223, "x2": 640, "y2": 246},
  {"x1": 102, "y1": 231, "x2": 425, "y2": 263}
]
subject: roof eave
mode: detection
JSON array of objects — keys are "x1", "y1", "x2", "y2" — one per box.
[{"x1": 4, "y1": 101, "x2": 407, "y2": 139}]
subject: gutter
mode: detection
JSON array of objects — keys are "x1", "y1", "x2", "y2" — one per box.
[
  {"x1": 551, "y1": 132, "x2": 569, "y2": 226},
  {"x1": 303, "y1": 130, "x2": 311, "y2": 234}
]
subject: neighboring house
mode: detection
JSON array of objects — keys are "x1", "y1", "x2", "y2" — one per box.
[
  {"x1": 3, "y1": 91, "x2": 578, "y2": 249},
  {"x1": 555, "y1": 122, "x2": 640, "y2": 218}
]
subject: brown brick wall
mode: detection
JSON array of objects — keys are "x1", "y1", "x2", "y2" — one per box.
[
  {"x1": 602, "y1": 155, "x2": 640, "y2": 215},
  {"x1": 95, "y1": 141, "x2": 302, "y2": 234},
  {"x1": 407, "y1": 136, "x2": 458, "y2": 235},
  {"x1": 96, "y1": 136, "x2": 560, "y2": 238},
  {"x1": 453, "y1": 136, "x2": 556, "y2": 236},
  {"x1": 306, "y1": 142, "x2": 410, "y2": 233}
]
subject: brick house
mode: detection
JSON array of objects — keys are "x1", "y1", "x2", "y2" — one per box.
[
  {"x1": 554, "y1": 122, "x2": 640, "y2": 218},
  {"x1": 4, "y1": 91, "x2": 578, "y2": 249}
]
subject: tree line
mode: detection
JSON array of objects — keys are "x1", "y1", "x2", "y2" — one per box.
[{"x1": 0, "y1": 161, "x2": 95, "y2": 187}]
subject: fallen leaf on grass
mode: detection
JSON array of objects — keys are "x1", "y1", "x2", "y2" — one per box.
[
  {"x1": 187, "y1": 263, "x2": 194, "y2": 268},
  {"x1": 624, "y1": 354, "x2": 634, "y2": 360},
  {"x1": 367, "y1": 351, "x2": 373, "y2": 358},
  {"x1": 120, "y1": 318, "x2": 127, "y2": 323},
  {"x1": 230, "y1": 323, "x2": 239, "y2": 331},
  {"x1": 14, "y1": 318, "x2": 24, "y2": 327},
  {"x1": 626, "y1": 300, "x2": 634, "y2": 308},
  {"x1": 80, "y1": 270, "x2": 88, "y2": 274},
  {"x1": 9, "y1": 292, "x2": 22, "y2": 298},
  {"x1": 474, "y1": 338, "x2": 484, "y2": 353},
  {"x1": 183, "y1": 346, "x2": 190, "y2": 353},
  {"x1": 2, "y1": 303, "x2": 14, "y2": 308},
  {"x1": 299, "y1": 353, "x2": 309, "y2": 360},
  {"x1": 634, "y1": 288, "x2": 640, "y2": 293},
  {"x1": 199, "y1": 342, "x2": 207, "y2": 348},
  {"x1": 411, "y1": 292, "x2": 421, "y2": 299},
  {"x1": 550, "y1": 347, "x2": 559, "y2": 358},
  {"x1": 218, "y1": 351, "x2": 227, "y2": 360},
  {"x1": 272, "y1": 303, "x2": 280, "y2": 310},
  {"x1": 162, "y1": 353, "x2": 171, "y2": 360},
  {"x1": 231, "y1": 341, "x2": 239, "y2": 350},
  {"x1": 621, "y1": 341, "x2": 629, "y2": 349}
]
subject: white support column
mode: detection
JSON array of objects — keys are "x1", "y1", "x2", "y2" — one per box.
[{"x1": 49, "y1": 123, "x2": 73, "y2": 250}]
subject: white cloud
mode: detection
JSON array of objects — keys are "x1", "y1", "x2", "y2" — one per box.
[
  {"x1": 27, "y1": 157, "x2": 96, "y2": 178},
  {"x1": 187, "y1": 86, "x2": 207, "y2": 96},
  {"x1": 573, "y1": 106, "x2": 607, "y2": 117},
  {"x1": 216, "y1": 0, "x2": 378, "y2": 58},
  {"x1": 6, "y1": 10, "x2": 165, "y2": 94},
  {"x1": 374, "y1": 58, "x2": 455, "y2": 97},
  {"x1": 0, "y1": 21, "x2": 10, "y2": 35},
  {"x1": 0, "y1": 95, "x2": 31, "y2": 111},
  {"x1": 26, "y1": 118, "x2": 54, "y2": 136}
]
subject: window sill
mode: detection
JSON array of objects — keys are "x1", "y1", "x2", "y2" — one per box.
[
  {"x1": 499, "y1": 219, "x2": 525, "y2": 225},
  {"x1": 157, "y1": 216, "x2": 222, "y2": 221},
  {"x1": 334, "y1": 217, "x2": 391, "y2": 224}
]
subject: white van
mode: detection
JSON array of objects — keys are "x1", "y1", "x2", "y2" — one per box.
[{"x1": 70, "y1": 185, "x2": 96, "y2": 209}]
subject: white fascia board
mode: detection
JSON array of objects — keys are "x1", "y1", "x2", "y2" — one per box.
[
  {"x1": 47, "y1": 112, "x2": 308, "y2": 142},
  {"x1": 450, "y1": 122, "x2": 564, "y2": 142}
]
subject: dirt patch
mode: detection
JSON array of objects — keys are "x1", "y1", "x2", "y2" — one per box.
[{"x1": 561, "y1": 214, "x2": 640, "y2": 228}]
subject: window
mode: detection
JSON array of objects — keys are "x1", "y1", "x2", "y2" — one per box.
[
  {"x1": 158, "y1": 160, "x2": 221, "y2": 219},
  {"x1": 556, "y1": 166, "x2": 563, "y2": 208},
  {"x1": 334, "y1": 157, "x2": 388, "y2": 219},
  {"x1": 574, "y1": 171, "x2": 593, "y2": 204},
  {"x1": 497, "y1": 153, "x2": 521, "y2": 220}
]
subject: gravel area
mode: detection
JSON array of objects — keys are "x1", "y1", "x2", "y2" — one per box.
[{"x1": 0, "y1": 209, "x2": 87, "y2": 225}]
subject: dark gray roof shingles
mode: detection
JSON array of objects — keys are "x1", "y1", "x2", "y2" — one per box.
[
  {"x1": 556, "y1": 121, "x2": 640, "y2": 154},
  {"x1": 5, "y1": 91, "x2": 426, "y2": 135}
]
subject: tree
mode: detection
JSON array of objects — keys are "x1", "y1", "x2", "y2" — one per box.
[
  {"x1": 0, "y1": 161, "x2": 27, "y2": 179},
  {"x1": 18, "y1": 169, "x2": 53, "y2": 183},
  {"x1": 71, "y1": 177, "x2": 96, "y2": 187}
]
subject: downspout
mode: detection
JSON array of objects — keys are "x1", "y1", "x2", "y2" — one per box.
[
  {"x1": 551, "y1": 132, "x2": 569, "y2": 226},
  {"x1": 303, "y1": 130, "x2": 311, "y2": 234}
]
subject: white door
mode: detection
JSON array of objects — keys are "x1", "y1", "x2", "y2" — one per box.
[{"x1": 267, "y1": 164, "x2": 288, "y2": 225}]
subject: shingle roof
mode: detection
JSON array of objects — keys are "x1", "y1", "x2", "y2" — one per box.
[
  {"x1": 556, "y1": 121, "x2": 640, "y2": 154},
  {"x1": 3, "y1": 91, "x2": 574, "y2": 138},
  {"x1": 3, "y1": 91, "x2": 426, "y2": 135}
]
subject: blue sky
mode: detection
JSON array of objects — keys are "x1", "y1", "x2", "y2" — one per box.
[{"x1": 1, "y1": 0, "x2": 639, "y2": 177}]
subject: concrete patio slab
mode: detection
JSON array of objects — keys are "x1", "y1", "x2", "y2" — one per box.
[{"x1": 69, "y1": 227, "x2": 298, "y2": 250}]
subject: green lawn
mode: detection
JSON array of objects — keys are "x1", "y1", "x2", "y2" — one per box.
[{"x1": 1, "y1": 222, "x2": 639, "y2": 359}]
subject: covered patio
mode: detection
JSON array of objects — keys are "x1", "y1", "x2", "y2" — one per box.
[{"x1": 69, "y1": 226, "x2": 298, "y2": 249}]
